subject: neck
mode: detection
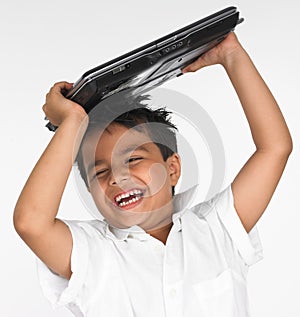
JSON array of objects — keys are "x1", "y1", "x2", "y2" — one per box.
[{"x1": 147, "y1": 222, "x2": 173, "y2": 244}]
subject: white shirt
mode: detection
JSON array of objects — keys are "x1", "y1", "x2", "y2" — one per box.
[{"x1": 37, "y1": 184, "x2": 263, "y2": 317}]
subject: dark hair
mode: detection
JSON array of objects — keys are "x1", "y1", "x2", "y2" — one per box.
[{"x1": 75, "y1": 93, "x2": 178, "y2": 195}]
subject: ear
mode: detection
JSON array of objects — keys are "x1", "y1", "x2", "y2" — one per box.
[{"x1": 166, "y1": 153, "x2": 181, "y2": 186}]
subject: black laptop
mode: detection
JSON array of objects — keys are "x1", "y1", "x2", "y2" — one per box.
[{"x1": 46, "y1": 6, "x2": 243, "y2": 131}]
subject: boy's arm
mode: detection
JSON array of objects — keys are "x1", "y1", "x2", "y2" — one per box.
[
  {"x1": 14, "y1": 82, "x2": 88, "y2": 279},
  {"x1": 183, "y1": 33, "x2": 293, "y2": 233}
]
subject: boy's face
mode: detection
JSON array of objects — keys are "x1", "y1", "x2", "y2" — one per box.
[{"x1": 82, "y1": 123, "x2": 181, "y2": 231}]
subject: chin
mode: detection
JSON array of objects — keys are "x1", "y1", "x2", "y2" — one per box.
[{"x1": 105, "y1": 210, "x2": 150, "y2": 229}]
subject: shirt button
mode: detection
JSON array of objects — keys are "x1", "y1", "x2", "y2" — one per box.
[{"x1": 169, "y1": 288, "x2": 177, "y2": 297}]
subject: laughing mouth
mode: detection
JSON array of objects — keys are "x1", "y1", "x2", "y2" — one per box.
[{"x1": 114, "y1": 189, "x2": 144, "y2": 208}]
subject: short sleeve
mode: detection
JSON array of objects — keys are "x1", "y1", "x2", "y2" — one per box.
[
  {"x1": 36, "y1": 220, "x2": 90, "y2": 311},
  {"x1": 208, "y1": 185, "x2": 263, "y2": 266}
]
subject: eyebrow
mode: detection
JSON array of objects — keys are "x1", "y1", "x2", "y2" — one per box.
[
  {"x1": 86, "y1": 145, "x2": 150, "y2": 175},
  {"x1": 119, "y1": 144, "x2": 150, "y2": 156},
  {"x1": 87, "y1": 159, "x2": 106, "y2": 176}
]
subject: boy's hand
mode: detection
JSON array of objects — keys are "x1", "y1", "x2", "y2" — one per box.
[
  {"x1": 182, "y1": 32, "x2": 243, "y2": 73},
  {"x1": 43, "y1": 81, "x2": 87, "y2": 127}
]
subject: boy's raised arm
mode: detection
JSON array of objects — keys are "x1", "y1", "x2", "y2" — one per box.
[
  {"x1": 14, "y1": 82, "x2": 88, "y2": 279},
  {"x1": 183, "y1": 33, "x2": 293, "y2": 233}
]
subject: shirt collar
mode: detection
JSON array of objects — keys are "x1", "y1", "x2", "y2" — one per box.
[
  {"x1": 173, "y1": 184, "x2": 201, "y2": 213},
  {"x1": 105, "y1": 224, "x2": 150, "y2": 241}
]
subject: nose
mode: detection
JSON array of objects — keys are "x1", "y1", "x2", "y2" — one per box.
[{"x1": 109, "y1": 165, "x2": 129, "y2": 186}]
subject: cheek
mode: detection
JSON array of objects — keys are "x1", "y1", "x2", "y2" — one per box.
[
  {"x1": 89, "y1": 181, "x2": 107, "y2": 205},
  {"x1": 146, "y1": 163, "x2": 168, "y2": 196}
]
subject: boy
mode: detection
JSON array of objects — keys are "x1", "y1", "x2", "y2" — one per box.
[{"x1": 14, "y1": 33, "x2": 292, "y2": 316}]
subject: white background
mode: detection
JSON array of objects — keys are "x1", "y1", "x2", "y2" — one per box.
[{"x1": 2, "y1": 0, "x2": 299, "y2": 316}]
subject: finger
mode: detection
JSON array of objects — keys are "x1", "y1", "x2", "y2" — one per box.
[
  {"x1": 182, "y1": 57, "x2": 206, "y2": 73},
  {"x1": 50, "y1": 81, "x2": 73, "y2": 94},
  {"x1": 182, "y1": 64, "x2": 197, "y2": 73},
  {"x1": 42, "y1": 104, "x2": 47, "y2": 114}
]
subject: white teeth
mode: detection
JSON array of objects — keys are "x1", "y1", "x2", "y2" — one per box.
[
  {"x1": 118, "y1": 194, "x2": 142, "y2": 207},
  {"x1": 115, "y1": 189, "x2": 143, "y2": 204}
]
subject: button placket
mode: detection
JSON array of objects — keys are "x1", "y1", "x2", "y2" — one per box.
[{"x1": 162, "y1": 229, "x2": 183, "y2": 316}]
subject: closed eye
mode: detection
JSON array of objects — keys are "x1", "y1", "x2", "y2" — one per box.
[
  {"x1": 127, "y1": 157, "x2": 143, "y2": 163},
  {"x1": 93, "y1": 169, "x2": 109, "y2": 179}
]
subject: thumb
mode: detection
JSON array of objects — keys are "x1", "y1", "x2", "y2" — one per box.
[{"x1": 182, "y1": 56, "x2": 207, "y2": 73}]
